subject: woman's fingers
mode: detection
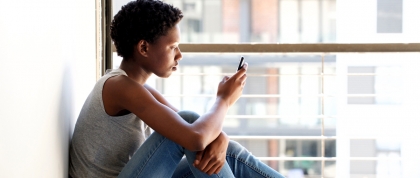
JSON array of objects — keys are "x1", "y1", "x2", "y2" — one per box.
[
  {"x1": 194, "y1": 152, "x2": 224, "y2": 175},
  {"x1": 214, "y1": 166, "x2": 223, "y2": 174},
  {"x1": 223, "y1": 76, "x2": 229, "y2": 82},
  {"x1": 194, "y1": 153, "x2": 210, "y2": 171},
  {"x1": 202, "y1": 160, "x2": 215, "y2": 173},
  {"x1": 216, "y1": 63, "x2": 248, "y2": 107},
  {"x1": 230, "y1": 63, "x2": 248, "y2": 87},
  {"x1": 196, "y1": 162, "x2": 210, "y2": 172},
  {"x1": 193, "y1": 151, "x2": 204, "y2": 166},
  {"x1": 238, "y1": 73, "x2": 247, "y2": 85},
  {"x1": 201, "y1": 156, "x2": 222, "y2": 175},
  {"x1": 205, "y1": 163, "x2": 221, "y2": 175},
  {"x1": 230, "y1": 62, "x2": 248, "y2": 80}
]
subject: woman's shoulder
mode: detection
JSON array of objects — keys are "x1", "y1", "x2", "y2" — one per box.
[
  {"x1": 96, "y1": 69, "x2": 129, "y2": 88},
  {"x1": 101, "y1": 69, "x2": 150, "y2": 116},
  {"x1": 105, "y1": 68, "x2": 127, "y2": 76}
]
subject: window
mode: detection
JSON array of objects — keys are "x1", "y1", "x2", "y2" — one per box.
[
  {"x1": 377, "y1": 0, "x2": 403, "y2": 33},
  {"x1": 106, "y1": 0, "x2": 420, "y2": 177}
]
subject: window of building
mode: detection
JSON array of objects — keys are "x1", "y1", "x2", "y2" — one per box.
[
  {"x1": 377, "y1": 0, "x2": 403, "y2": 33},
  {"x1": 104, "y1": 0, "x2": 420, "y2": 177}
]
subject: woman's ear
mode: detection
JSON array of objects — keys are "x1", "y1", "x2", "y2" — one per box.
[{"x1": 136, "y1": 40, "x2": 148, "y2": 57}]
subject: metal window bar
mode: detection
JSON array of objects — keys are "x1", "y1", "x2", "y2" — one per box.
[
  {"x1": 224, "y1": 115, "x2": 336, "y2": 119},
  {"x1": 176, "y1": 43, "x2": 420, "y2": 53},
  {"x1": 168, "y1": 73, "x2": 399, "y2": 76},
  {"x1": 111, "y1": 43, "x2": 420, "y2": 53},
  {"x1": 321, "y1": 55, "x2": 326, "y2": 176},
  {"x1": 229, "y1": 136, "x2": 407, "y2": 139},
  {"x1": 256, "y1": 157, "x2": 417, "y2": 161},
  {"x1": 161, "y1": 94, "x2": 392, "y2": 97},
  {"x1": 110, "y1": 43, "x2": 420, "y2": 177}
]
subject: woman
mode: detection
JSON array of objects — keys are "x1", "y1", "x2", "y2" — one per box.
[{"x1": 69, "y1": 0, "x2": 285, "y2": 177}]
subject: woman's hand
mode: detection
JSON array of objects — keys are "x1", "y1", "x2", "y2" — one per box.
[
  {"x1": 193, "y1": 132, "x2": 229, "y2": 175},
  {"x1": 216, "y1": 63, "x2": 248, "y2": 107}
]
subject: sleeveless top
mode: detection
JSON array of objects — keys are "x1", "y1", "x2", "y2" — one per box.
[{"x1": 69, "y1": 69, "x2": 152, "y2": 178}]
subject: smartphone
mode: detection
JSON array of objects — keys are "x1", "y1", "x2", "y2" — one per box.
[{"x1": 237, "y1": 56, "x2": 245, "y2": 71}]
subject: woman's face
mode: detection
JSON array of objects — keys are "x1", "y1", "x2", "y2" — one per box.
[{"x1": 145, "y1": 24, "x2": 183, "y2": 78}]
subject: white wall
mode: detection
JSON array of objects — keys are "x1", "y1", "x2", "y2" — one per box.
[{"x1": 0, "y1": 0, "x2": 96, "y2": 177}]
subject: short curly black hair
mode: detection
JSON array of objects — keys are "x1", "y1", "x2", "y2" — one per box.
[{"x1": 110, "y1": 0, "x2": 183, "y2": 59}]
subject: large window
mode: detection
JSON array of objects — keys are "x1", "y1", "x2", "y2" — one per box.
[{"x1": 108, "y1": 0, "x2": 420, "y2": 177}]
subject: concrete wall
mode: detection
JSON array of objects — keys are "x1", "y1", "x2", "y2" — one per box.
[{"x1": 0, "y1": 0, "x2": 96, "y2": 177}]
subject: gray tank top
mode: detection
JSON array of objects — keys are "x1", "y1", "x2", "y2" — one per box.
[{"x1": 69, "y1": 69, "x2": 152, "y2": 178}]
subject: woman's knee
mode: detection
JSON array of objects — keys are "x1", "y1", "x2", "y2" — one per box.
[
  {"x1": 177, "y1": 110, "x2": 200, "y2": 124},
  {"x1": 227, "y1": 140, "x2": 248, "y2": 154}
]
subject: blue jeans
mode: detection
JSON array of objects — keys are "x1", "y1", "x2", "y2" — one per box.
[{"x1": 118, "y1": 111, "x2": 285, "y2": 178}]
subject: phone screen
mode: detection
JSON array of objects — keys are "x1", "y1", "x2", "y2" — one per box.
[{"x1": 237, "y1": 56, "x2": 245, "y2": 71}]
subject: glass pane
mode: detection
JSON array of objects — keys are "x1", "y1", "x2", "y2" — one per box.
[
  {"x1": 147, "y1": 53, "x2": 334, "y2": 136},
  {"x1": 229, "y1": 138, "x2": 336, "y2": 177},
  {"x1": 112, "y1": 0, "x2": 336, "y2": 44},
  {"x1": 254, "y1": 160, "x2": 336, "y2": 178},
  {"x1": 349, "y1": 160, "x2": 404, "y2": 178},
  {"x1": 335, "y1": 53, "x2": 420, "y2": 177},
  {"x1": 110, "y1": 1, "x2": 420, "y2": 177},
  {"x1": 377, "y1": 0, "x2": 403, "y2": 33},
  {"x1": 102, "y1": 0, "x2": 420, "y2": 44},
  {"x1": 113, "y1": 0, "x2": 420, "y2": 46},
  {"x1": 161, "y1": 0, "x2": 337, "y2": 43}
]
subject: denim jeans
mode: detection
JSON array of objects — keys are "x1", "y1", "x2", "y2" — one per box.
[{"x1": 118, "y1": 111, "x2": 285, "y2": 178}]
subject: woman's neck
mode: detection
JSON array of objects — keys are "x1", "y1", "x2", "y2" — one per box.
[{"x1": 119, "y1": 59, "x2": 150, "y2": 85}]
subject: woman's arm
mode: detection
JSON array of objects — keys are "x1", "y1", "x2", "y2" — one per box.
[
  {"x1": 104, "y1": 67, "x2": 247, "y2": 151},
  {"x1": 143, "y1": 84, "x2": 179, "y2": 112}
]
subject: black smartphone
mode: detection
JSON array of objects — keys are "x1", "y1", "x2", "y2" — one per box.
[{"x1": 237, "y1": 56, "x2": 245, "y2": 71}]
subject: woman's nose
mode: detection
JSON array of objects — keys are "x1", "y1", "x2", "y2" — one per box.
[{"x1": 176, "y1": 48, "x2": 182, "y2": 61}]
